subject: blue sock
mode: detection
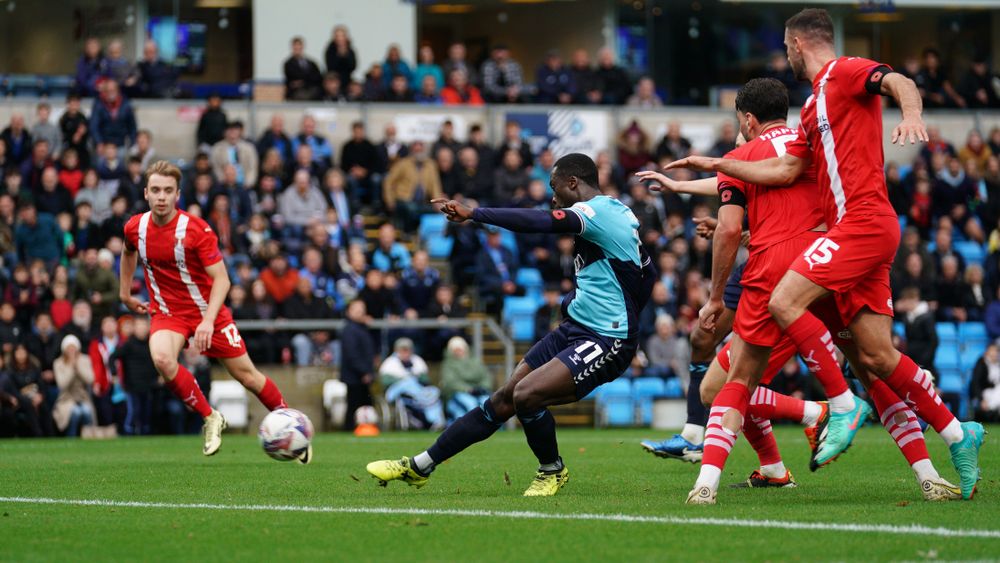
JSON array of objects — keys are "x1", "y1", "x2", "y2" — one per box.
[
  {"x1": 687, "y1": 361, "x2": 709, "y2": 427},
  {"x1": 518, "y1": 409, "x2": 561, "y2": 469},
  {"x1": 423, "y1": 398, "x2": 504, "y2": 473}
]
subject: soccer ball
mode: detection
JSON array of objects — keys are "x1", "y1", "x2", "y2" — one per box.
[
  {"x1": 258, "y1": 408, "x2": 314, "y2": 461},
  {"x1": 355, "y1": 405, "x2": 379, "y2": 426}
]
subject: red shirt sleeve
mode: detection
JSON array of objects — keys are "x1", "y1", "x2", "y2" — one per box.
[
  {"x1": 193, "y1": 220, "x2": 224, "y2": 267},
  {"x1": 784, "y1": 126, "x2": 811, "y2": 160},
  {"x1": 123, "y1": 216, "x2": 138, "y2": 251},
  {"x1": 839, "y1": 57, "x2": 892, "y2": 97}
]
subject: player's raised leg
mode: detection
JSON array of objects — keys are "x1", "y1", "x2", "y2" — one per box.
[
  {"x1": 848, "y1": 310, "x2": 984, "y2": 499},
  {"x1": 148, "y1": 328, "x2": 224, "y2": 455},
  {"x1": 768, "y1": 270, "x2": 869, "y2": 468}
]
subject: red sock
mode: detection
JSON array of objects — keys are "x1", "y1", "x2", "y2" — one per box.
[
  {"x1": 748, "y1": 387, "x2": 806, "y2": 422},
  {"x1": 255, "y1": 377, "x2": 287, "y2": 411},
  {"x1": 868, "y1": 377, "x2": 929, "y2": 465},
  {"x1": 785, "y1": 312, "x2": 849, "y2": 398},
  {"x1": 702, "y1": 382, "x2": 751, "y2": 470},
  {"x1": 883, "y1": 354, "x2": 956, "y2": 434},
  {"x1": 743, "y1": 414, "x2": 782, "y2": 467},
  {"x1": 165, "y1": 364, "x2": 212, "y2": 418}
]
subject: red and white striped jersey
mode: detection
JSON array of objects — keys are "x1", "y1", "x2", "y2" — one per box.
[
  {"x1": 786, "y1": 56, "x2": 897, "y2": 226},
  {"x1": 123, "y1": 210, "x2": 224, "y2": 319}
]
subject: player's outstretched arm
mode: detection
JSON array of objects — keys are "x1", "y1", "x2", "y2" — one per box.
[
  {"x1": 431, "y1": 198, "x2": 582, "y2": 234},
  {"x1": 633, "y1": 170, "x2": 718, "y2": 196},
  {"x1": 196, "y1": 261, "x2": 232, "y2": 352},
  {"x1": 118, "y1": 247, "x2": 148, "y2": 315},
  {"x1": 664, "y1": 153, "x2": 806, "y2": 187},
  {"x1": 881, "y1": 73, "x2": 929, "y2": 146}
]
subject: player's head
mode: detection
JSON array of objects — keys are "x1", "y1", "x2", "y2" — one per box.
[
  {"x1": 144, "y1": 160, "x2": 182, "y2": 220},
  {"x1": 734, "y1": 78, "x2": 789, "y2": 141},
  {"x1": 550, "y1": 153, "x2": 599, "y2": 208},
  {"x1": 784, "y1": 8, "x2": 834, "y2": 81}
]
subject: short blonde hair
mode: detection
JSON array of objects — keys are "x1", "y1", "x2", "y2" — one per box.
[{"x1": 145, "y1": 160, "x2": 182, "y2": 186}]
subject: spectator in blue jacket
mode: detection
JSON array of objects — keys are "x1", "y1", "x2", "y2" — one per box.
[
  {"x1": 400, "y1": 251, "x2": 440, "y2": 315},
  {"x1": 370, "y1": 223, "x2": 412, "y2": 274},
  {"x1": 381, "y1": 44, "x2": 413, "y2": 88},
  {"x1": 340, "y1": 299, "x2": 376, "y2": 431},
  {"x1": 15, "y1": 204, "x2": 62, "y2": 267},
  {"x1": 411, "y1": 45, "x2": 444, "y2": 92},
  {"x1": 136, "y1": 41, "x2": 178, "y2": 99},
  {"x1": 476, "y1": 228, "x2": 521, "y2": 314},
  {"x1": 90, "y1": 81, "x2": 137, "y2": 148},
  {"x1": 74, "y1": 38, "x2": 107, "y2": 97},
  {"x1": 291, "y1": 115, "x2": 334, "y2": 170},
  {"x1": 536, "y1": 50, "x2": 574, "y2": 104},
  {"x1": 985, "y1": 286, "x2": 1000, "y2": 341}
]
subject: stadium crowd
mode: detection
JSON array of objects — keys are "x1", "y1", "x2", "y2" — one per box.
[{"x1": 0, "y1": 33, "x2": 999, "y2": 438}]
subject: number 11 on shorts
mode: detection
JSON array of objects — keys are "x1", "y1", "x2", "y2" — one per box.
[{"x1": 803, "y1": 237, "x2": 840, "y2": 270}]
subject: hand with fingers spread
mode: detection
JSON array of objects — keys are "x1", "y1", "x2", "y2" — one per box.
[
  {"x1": 663, "y1": 155, "x2": 722, "y2": 173},
  {"x1": 634, "y1": 170, "x2": 676, "y2": 193},
  {"x1": 431, "y1": 198, "x2": 474, "y2": 223},
  {"x1": 891, "y1": 116, "x2": 929, "y2": 146}
]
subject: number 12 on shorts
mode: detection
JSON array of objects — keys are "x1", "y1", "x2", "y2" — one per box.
[{"x1": 803, "y1": 237, "x2": 840, "y2": 270}]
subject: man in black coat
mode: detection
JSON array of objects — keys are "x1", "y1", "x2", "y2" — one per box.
[
  {"x1": 284, "y1": 37, "x2": 323, "y2": 101},
  {"x1": 340, "y1": 121, "x2": 380, "y2": 208},
  {"x1": 340, "y1": 300, "x2": 376, "y2": 431}
]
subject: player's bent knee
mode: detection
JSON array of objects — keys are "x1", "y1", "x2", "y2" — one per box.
[
  {"x1": 858, "y1": 348, "x2": 900, "y2": 378},
  {"x1": 512, "y1": 379, "x2": 543, "y2": 414},
  {"x1": 151, "y1": 353, "x2": 178, "y2": 378}
]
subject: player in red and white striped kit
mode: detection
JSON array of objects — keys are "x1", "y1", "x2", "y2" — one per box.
[
  {"x1": 668, "y1": 8, "x2": 983, "y2": 499},
  {"x1": 119, "y1": 161, "x2": 299, "y2": 460}
]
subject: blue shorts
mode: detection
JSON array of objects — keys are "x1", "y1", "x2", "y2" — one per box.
[
  {"x1": 723, "y1": 260, "x2": 746, "y2": 311},
  {"x1": 523, "y1": 319, "x2": 638, "y2": 399}
]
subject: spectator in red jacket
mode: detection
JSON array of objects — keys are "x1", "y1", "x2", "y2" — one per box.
[
  {"x1": 260, "y1": 253, "x2": 300, "y2": 305},
  {"x1": 441, "y1": 69, "x2": 484, "y2": 106},
  {"x1": 88, "y1": 315, "x2": 122, "y2": 427}
]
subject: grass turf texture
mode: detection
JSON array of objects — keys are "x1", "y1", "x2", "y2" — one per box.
[{"x1": 0, "y1": 426, "x2": 997, "y2": 562}]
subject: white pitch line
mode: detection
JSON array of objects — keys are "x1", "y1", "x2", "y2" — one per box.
[{"x1": 0, "y1": 496, "x2": 998, "y2": 539}]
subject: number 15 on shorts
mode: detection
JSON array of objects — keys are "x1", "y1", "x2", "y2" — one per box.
[{"x1": 803, "y1": 237, "x2": 840, "y2": 270}]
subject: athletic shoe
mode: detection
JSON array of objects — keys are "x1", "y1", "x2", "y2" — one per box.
[
  {"x1": 296, "y1": 444, "x2": 313, "y2": 465},
  {"x1": 202, "y1": 409, "x2": 227, "y2": 456},
  {"x1": 685, "y1": 485, "x2": 717, "y2": 505},
  {"x1": 366, "y1": 457, "x2": 430, "y2": 489},
  {"x1": 949, "y1": 421, "x2": 986, "y2": 500},
  {"x1": 811, "y1": 396, "x2": 872, "y2": 471},
  {"x1": 730, "y1": 469, "x2": 797, "y2": 489},
  {"x1": 803, "y1": 402, "x2": 829, "y2": 454},
  {"x1": 640, "y1": 435, "x2": 703, "y2": 463},
  {"x1": 523, "y1": 466, "x2": 569, "y2": 497},
  {"x1": 920, "y1": 477, "x2": 962, "y2": 501}
]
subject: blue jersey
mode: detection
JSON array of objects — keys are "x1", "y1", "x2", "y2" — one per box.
[{"x1": 565, "y1": 196, "x2": 649, "y2": 339}]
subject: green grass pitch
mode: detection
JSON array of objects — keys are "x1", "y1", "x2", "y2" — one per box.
[{"x1": 0, "y1": 426, "x2": 997, "y2": 562}]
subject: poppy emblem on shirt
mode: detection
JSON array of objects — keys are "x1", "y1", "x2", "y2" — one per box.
[
  {"x1": 721, "y1": 190, "x2": 732, "y2": 202},
  {"x1": 870, "y1": 71, "x2": 883, "y2": 83},
  {"x1": 552, "y1": 210, "x2": 566, "y2": 220}
]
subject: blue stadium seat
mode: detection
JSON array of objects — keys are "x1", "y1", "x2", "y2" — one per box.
[
  {"x1": 595, "y1": 379, "x2": 634, "y2": 427},
  {"x1": 663, "y1": 376, "x2": 684, "y2": 398},
  {"x1": 934, "y1": 344, "x2": 960, "y2": 371},
  {"x1": 418, "y1": 214, "x2": 447, "y2": 241},
  {"x1": 955, "y1": 241, "x2": 985, "y2": 266},
  {"x1": 632, "y1": 377, "x2": 667, "y2": 426},
  {"x1": 959, "y1": 322, "x2": 987, "y2": 341},
  {"x1": 503, "y1": 296, "x2": 541, "y2": 342},
  {"x1": 893, "y1": 321, "x2": 905, "y2": 338},
  {"x1": 937, "y1": 368, "x2": 964, "y2": 394},
  {"x1": 516, "y1": 268, "x2": 544, "y2": 297},
  {"x1": 426, "y1": 235, "x2": 453, "y2": 259},
  {"x1": 961, "y1": 341, "x2": 986, "y2": 373},
  {"x1": 935, "y1": 323, "x2": 958, "y2": 344}
]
